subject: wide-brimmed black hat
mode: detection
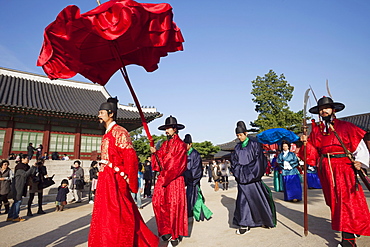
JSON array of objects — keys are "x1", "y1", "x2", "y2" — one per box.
[
  {"x1": 235, "y1": 121, "x2": 247, "y2": 134},
  {"x1": 158, "y1": 115, "x2": 185, "y2": 131},
  {"x1": 309, "y1": 96, "x2": 345, "y2": 114},
  {"x1": 99, "y1": 97, "x2": 118, "y2": 112},
  {"x1": 183, "y1": 134, "x2": 192, "y2": 144}
]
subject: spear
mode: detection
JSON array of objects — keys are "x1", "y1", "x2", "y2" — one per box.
[{"x1": 303, "y1": 88, "x2": 310, "y2": 236}]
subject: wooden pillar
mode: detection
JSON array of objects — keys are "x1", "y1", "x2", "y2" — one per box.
[
  {"x1": 2, "y1": 119, "x2": 14, "y2": 159},
  {"x1": 74, "y1": 127, "x2": 81, "y2": 160},
  {"x1": 42, "y1": 123, "x2": 51, "y2": 157}
]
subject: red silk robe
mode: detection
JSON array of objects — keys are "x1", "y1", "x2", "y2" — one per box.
[
  {"x1": 152, "y1": 134, "x2": 188, "y2": 239},
  {"x1": 301, "y1": 119, "x2": 370, "y2": 235},
  {"x1": 88, "y1": 124, "x2": 158, "y2": 247}
]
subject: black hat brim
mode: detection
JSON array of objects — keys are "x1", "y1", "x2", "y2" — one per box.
[
  {"x1": 309, "y1": 102, "x2": 345, "y2": 114},
  {"x1": 158, "y1": 124, "x2": 185, "y2": 131}
]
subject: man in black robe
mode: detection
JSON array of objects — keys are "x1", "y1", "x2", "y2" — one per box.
[
  {"x1": 183, "y1": 134, "x2": 213, "y2": 221},
  {"x1": 230, "y1": 121, "x2": 276, "y2": 234}
]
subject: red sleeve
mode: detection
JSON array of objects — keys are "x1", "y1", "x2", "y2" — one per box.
[
  {"x1": 151, "y1": 148, "x2": 163, "y2": 172},
  {"x1": 342, "y1": 121, "x2": 366, "y2": 153}
]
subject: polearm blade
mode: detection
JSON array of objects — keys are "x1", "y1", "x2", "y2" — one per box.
[
  {"x1": 309, "y1": 85, "x2": 318, "y2": 103},
  {"x1": 303, "y1": 88, "x2": 310, "y2": 236},
  {"x1": 326, "y1": 79, "x2": 333, "y2": 98}
]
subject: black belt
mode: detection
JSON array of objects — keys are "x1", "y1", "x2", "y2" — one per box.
[{"x1": 321, "y1": 153, "x2": 347, "y2": 158}]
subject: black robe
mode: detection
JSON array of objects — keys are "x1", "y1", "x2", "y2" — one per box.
[
  {"x1": 183, "y1": 148, "x2": 203, "y2": 217},
  {"x1": 231, "y1": 140, "x2": 275, "y2": 228}
]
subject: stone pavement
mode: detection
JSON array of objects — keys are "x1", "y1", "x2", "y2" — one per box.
[{"x1": 0, "y1": 176, "x2": 369, "y2": 247}]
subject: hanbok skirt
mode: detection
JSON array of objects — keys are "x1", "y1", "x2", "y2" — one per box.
[{"x1": 282, "y1": 174, "x2": 302, "y2": 201}]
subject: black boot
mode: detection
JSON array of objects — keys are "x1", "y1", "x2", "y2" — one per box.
[
  {"x1": 27, "y1": 193, "x2": 35, "y2": 216},
  {"x1": 4, "y1": 202, "x2": 10, "y2": 214},
  {"x1": 37, "y1": 193, "x2": 45, "y2": 214},
  {"x1": 27, "y1": 208, "x2": 33, "y2": 216},
  {"x1": 339, "y1": 232, "x2": 357, "y2": 247},
  {"x1": 37, "y1": 208, "x2": 46, "y2": 214}
]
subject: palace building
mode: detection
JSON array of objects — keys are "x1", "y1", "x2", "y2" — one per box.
[{"x1": 0, "y1": 67, "x2": 161, "y2": 160}]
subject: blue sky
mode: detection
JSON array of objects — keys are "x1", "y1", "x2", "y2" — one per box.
[{"x1": 1, "y1": 0, "x2": 369, "y2": 145}]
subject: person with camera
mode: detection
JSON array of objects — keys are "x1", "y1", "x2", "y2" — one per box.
[
  {"x1": 68, "y1": 160, "x2": 84, "y2": 203},
  {"x1": 7, "y1": 154, "x2": 36, "y2": 222},
  {"x1": 27, "y1": 161, "x2": 48, "y2": 216}
]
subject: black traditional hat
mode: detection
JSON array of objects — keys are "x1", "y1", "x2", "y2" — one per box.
[
  {"x1": 309, "y1": 96, "x2": 345, "y2": 114},
  {"x1": 158, "y1": 115, "x2": 185, "y2": 131},
  {"x1": 99, "y1": 97, "x2": 118, "y2": 113},
  {"x1": 235, "y1": 121, "x2": 247, "y2": 134},
  {"x1": 183, "y1": 134, "x2": 192, "y2": 144}
]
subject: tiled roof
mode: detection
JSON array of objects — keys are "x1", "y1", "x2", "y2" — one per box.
[
  {"x1": 338, "y1": 113, "x2": 370, "y2": 132},
  {"x1": 0, "y1": 67, "x2": 161, "y2": 122},
  {"x1": 213, "y1": 150, "x2": 232, "y2": 159},
  {"x1": 218, "y1": 138, "x2": 240, "y2": 151},
  {"x1": 307, "y1": 113, "x2": 370, "y2": 133},
  {"x1": 217, "y1": 135, "x2": 258, "y2": 151}
]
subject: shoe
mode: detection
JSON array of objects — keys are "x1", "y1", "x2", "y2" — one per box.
[
  {"x1": 292, "y1": 199, "x2": 299, "y2": 202},
  {"x1": 12, "y1": 217, "x2": 26, "y2": 222},
  {"x1": 6, "y1": 217, "x2": 13, "y2": 222},
  {"x1": 168, "y1": 238, "x2": 180, "y2": 247},
  {"x1": 148, "y1": 195, "x2": 152, "y2": 198},
  {"x1": 70, "y1": 199, "x2": 76, "y2": 203},
  {"x1": 161, "y1": 234, "x2": 172, "y2": 242},
  {"x1": 4, "y1": 205, "x2": 9, "y2": 214},
  {"x1": 27, "y1": 211, "x2": 33, "y2": 216},
  {"x1": 138, "y1": 206, "x2": 143, "y2": 209},
  {"x1": 75, "y1": 201, "x2": 82, "y2": 203},
  {"x1": 337, "y1": 239, "x2": 357, "y2": 247},
  {"x1": 37, "y1": 209, "x2": 46, "y2": 214},
  {"x1": 262, "y1": 225, "x2": 271, "y2": 229},
  {"x1": 89, "y1": 200, "x2": 94, "y2": 204},
  {"x1": 236, "y1": 227, "x2": 250, "y2": 235}
]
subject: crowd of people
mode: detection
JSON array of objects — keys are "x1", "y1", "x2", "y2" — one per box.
[
  {"x1": 2, "y1": 154, "x2": 48, "y2": 222},
  {"x1": 204, "y1": 159, "x2": 231, "y2": 192},
  {"x1": 0, "y1": 146, "x2": 100, "y2": 220},
  {"x1": 1, "y1": 96, "x2": 369, "y2": 247},
  {"x1": 8, "y1": 146, "x2": 70, "y2": 162}
]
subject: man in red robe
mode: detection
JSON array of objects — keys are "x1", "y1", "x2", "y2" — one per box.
[
  {"x1": 301, "y1": 96, "x2": 370, "y2": 247},
  {"x1": 150, "y1": 115, "x2": 188, "y2": 247},
  {"x1": 88, "y1": 97, "x2": 158, "y2": 247}
]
